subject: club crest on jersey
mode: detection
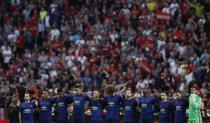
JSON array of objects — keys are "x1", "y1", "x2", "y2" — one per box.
[
  {"x1": 41, "y1": 106, "x2": 47, "y2": 110},
  {"x1": 108, "y1": 102, "x2": 115, "y2": 107},
  {"x1": 141, "y1": 104, "x2": 147, "y2": 108},
  {"x1": 23, "y1": 109, "x2": 31, "y2": 113},
  {"x1": 58, "y1": 102, "x2": 64, "y2": 107},
  {"x1": 92, "y1": 106, "x2": 98, "y2": 110},
  {"x1": 176, "y1": 106, "x2": 182, "y2": 110},
  {"x1": 125, "y1": 106, "x2": 131, "y2": 110},
  {"x1": 74, "y1": 101, "x2": 80, "y2": 105},
  {"x1": 160, "y1": 109, "x2": 166, "y2": 113}
]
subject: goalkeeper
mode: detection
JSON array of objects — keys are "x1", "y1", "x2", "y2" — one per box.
[{"x1": 188, "y1": 87, "x2": 203, "y2": 123}]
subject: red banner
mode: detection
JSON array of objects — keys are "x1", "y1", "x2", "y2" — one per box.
[{"x1": 156, "y1": 12, "x2": 171, "y2": 20}]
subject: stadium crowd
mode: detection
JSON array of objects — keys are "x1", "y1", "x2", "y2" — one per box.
[{"x1": 0, "y1": 0, "x2": 210, "y2": 121}]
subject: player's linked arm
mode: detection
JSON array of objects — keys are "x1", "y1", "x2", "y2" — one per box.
[{"x1": 19, "y1": 111, "x2": 22, "y2": 123}]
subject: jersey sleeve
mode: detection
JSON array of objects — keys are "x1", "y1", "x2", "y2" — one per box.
[
  {"x1": 48, "y1": 98, "x2": 54, "y2": 103},
  {"x1": 100, "y1": 98, "x2": 106, "y2": 109},
  {"x1": 138, "y1": 97, "x2": 141, "y2": 106},
  {"x1": 88, "y1": 98, "x2": 92, "y2": 107},
  {"x1": 85, "y1": 95, "x2": 90, "y2": 102},
  {"x1": 156, "y1": 102, "x2": 160, "y2": 113},
  {"x1": 31, "y1": 101, "x2": 36, "y2": 108},
  {"x1": 104, "y1": 96, "x2": 108, "y2": 105},
  {"x1": 117, "y1": 95, "x2": 124, "y2": 103},
  {"x1": 66, "y1": 95, "x2": 73, "y2": 103},
  {"x1": 38, "y1": 100, "x2": 41, "y2": 107},
  {"x1": 153, "y1": 97, "x2": 159, "y2": 113},
  {"x1": 134, "y1": 99, "x2": 138, "y2": 107}
]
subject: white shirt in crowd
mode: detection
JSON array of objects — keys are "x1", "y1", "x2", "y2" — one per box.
[
  {"x1": 11, "y1": 0, "x2": 21, "y2": 5},
  {"x1": 77, "y1": 55, "x2": 87, "y2": 66},
  {"x1": 45, "y1": 15, "x2": 50, "y2": 28},
  {"x1": 7, "y1": 33, "x2": 18, "y2": 43},
  {"x1": 65, "y1": 55, "x2": 74, "y2": 68},
  {"x1": 162, "y1": 6, "x2": 170, "y2": 14},
  {"x1": 136, "y1": 80, "x2": 146, "y2": 89},
  {"x1": 2, "y1": 47, "x2": 12, "y2": 64},
  {"x1": 185, "y1": 72, "x2": 193, "y2": 85},
  {"x1": 50, "y1": 28, "x2": 60, "y2": 40},
  {"x1": 170, "y1": 2, "x2": 180, "y2": 15},
  {"x1": 110, "y1": 33, "x2": 119, "y2": 43},
  {"x1": 168, "y1": 58, "x2": 178, "y2": 74},
  {"x1": 22, "y1": 8, "x2": 31, "y2": 22}
]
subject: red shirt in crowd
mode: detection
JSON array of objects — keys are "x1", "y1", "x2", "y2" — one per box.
[
  {"x1": 17, "y1": 35, "x2": 24, "y2": 48},
  {"x1": 27, "y1": 21, "x2": 38, "y2": 37}
]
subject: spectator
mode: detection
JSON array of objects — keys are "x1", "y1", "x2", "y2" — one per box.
[{"x1": 0, "y1": 0, "x2": 209, "y2": 119}]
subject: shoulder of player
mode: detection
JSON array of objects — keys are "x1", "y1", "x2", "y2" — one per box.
[
  {"x1": 20, "y1": 102, "x2": 26, "y2": 106},
  {"x1": 18, "y1": 103, "x2": 22, "y2": 108},
  {"x1": 114, "y1": 94, "x2": 121, "y2": 97},
  {"x1": 196, "y1": 95, "x2": 202, "y2": 99}
]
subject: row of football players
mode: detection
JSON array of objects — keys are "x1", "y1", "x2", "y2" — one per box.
[{"x1": 18, "y1": 85, "x2": 194, "y2": 123}]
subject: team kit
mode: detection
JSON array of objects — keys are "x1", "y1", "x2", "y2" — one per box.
[{"x1": 18, "y1": 86, "x2": 202, "y2": 123}]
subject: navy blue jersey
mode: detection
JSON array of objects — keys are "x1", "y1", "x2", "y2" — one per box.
[
  {"x1": 174, "y1": 98, "x2": 188, "y2": 122},
  {"x1": 89, "y1": 99, "x2": 103, "y2": 121},
  {"x1": 72, "y1": 94, "x2": 89, "y2": 115},
  {"x1": 105, "y1": 95, "x2": 123, "y2": 120},
  {"x1": 19, "y1": 102, "x2": 34, "y2": 123},
  {"x1": 54, "y1": 96, "x2": 71, "y2": 120},
  {"x1": 38, "y1": 98, "x2": 54, "y2": 121},
  {"x1": 123, "y1": 98, "x2": 138, "y2": 122},
  {"x1": 158, "y1": 101, "x2": 174, "y2": 123},
  {"x1": 139, "y1": 96, "x2": 156, "y2": 118}
]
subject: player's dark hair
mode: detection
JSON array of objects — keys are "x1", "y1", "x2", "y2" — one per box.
[
  {"x1": 106, "y1": 85, "x2": 115, "y2": 95},
  {"x1": 75, "y1": 83, "x2": 81, "y2": 88},
  {"x1": 93, "y1": 89, "x2": 100, "y2": 93},
  {"x1": 175, "y1": 90, "x2": 181, "y2": 93},
  {"x1": 126, "y1": 88, "x2": 133, "y2": 93},
  {"x1": 42, "y1": 90, "x2": 48, "y2": 94},
  {"x1": 160, "y1": 91, "x2": 166, "y2": 95},
  {"x1": 57, "y1": 88, "x2": 63, "y2": 94},
  {"x1": 24, "y1": 91, "x2": 30, "y2": 96}
]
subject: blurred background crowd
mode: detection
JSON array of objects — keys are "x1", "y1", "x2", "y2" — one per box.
[{"x1": 0, "y1": 0, "x2": 210, "y2": 119}]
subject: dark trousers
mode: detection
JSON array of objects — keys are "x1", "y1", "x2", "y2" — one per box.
[
  {"x1": 40, "y1": 118, "x2": 52, "y2": 123},
  {"x1": 139, "y1": 118, "x2": 154, "y2": 123},
  {"x1": 106, "y1": 118, "x2": 120, "y2": 123},
  {"x1": 91, "y1": 119, "x2": 102, "y2": 123},
  {"x1": 71, "y1": 114, "x2": 84, "y2": 123},
  {"x1": 158, "y1": 120, "x2": 171, "y2": 123},
  {"x1": 56, "y1": 119, "x2": 68, "y2": 123},
  {"x1": 124, "y1": 121, "x2": 135, "y2": 123},
  {"x1": 174, "y1": 120, "x2": 186, "y2": 123}
]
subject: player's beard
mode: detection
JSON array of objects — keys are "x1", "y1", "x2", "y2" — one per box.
[{"x1": 126, "y1": 95, "x2": 131, "y2": 99}]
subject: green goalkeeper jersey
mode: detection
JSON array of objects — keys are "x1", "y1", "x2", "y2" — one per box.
[{"x1": 188, "y1": 94, "x2": 202, "y2": 123}]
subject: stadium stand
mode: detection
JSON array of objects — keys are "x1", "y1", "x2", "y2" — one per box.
[{"x1": 0, "y1": 0, "x2": 209, "y2": 122}]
